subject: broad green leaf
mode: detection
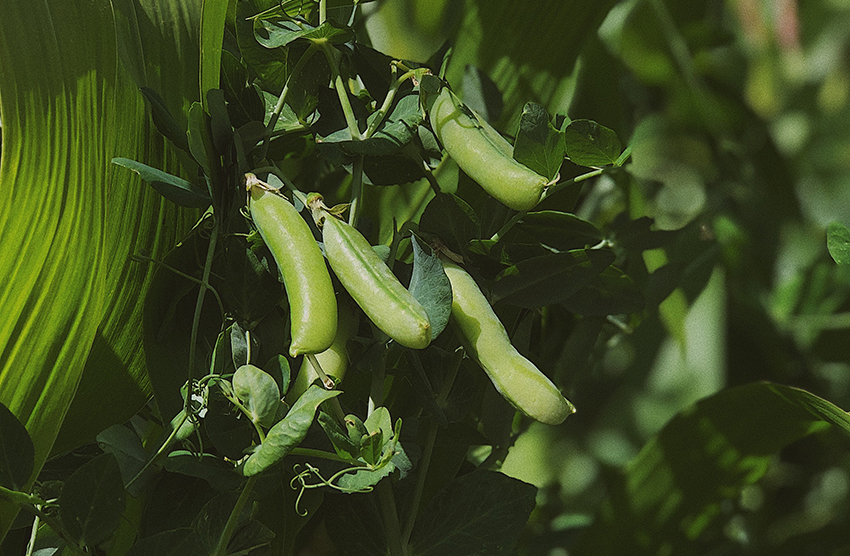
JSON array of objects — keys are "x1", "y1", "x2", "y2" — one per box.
[
  {"x1": 60, "y1": 453, "x2": 126, "y2": 547},
  {"x1": 263, "y1": 354, "x2": 291, "y2": 398},
  {"x1": 140, "y1": 87, "x2": 190, "y2": 152},
  {"x1": 200, "y1": 0, "x2": 229, "y2": 108},
  {"x1": 54, "y1": 0, "x2": 203, "y2": 458},
  {"x1": 419, "y1": 193, "x2": 481, "y2": 257},
  {"x1": 573, "y1": 383, "x2": 850, "y2": 555},
  {"x1": 491, "y1": 249, "x2": 615, "y2": 308},
  {"x1": 205, "y1": 389, "x2": 256, "y2": 461},
  {"x1": 191, "y1": 491, "x2": 274, "y2": 556},
  {"x1": 318, "y1": 411, "x2": 360, "y2": 460},
  {"x1": 410, "y1": 470, "x2": 537, "y2": 556},
  {"x1": 232, "y1": 364, "x2": 283, "y2": 429},
  {"x1": 516, "y1": 211, "x2": 603, "y2": 251},
  {"x1": 255, "y1": 18, "x2": 353, "y2": 49},
  {"x1": 95, "y1": 424, "x2": 147, "y2": 487},
  {"x1": 236, "y1": 0, "x2": 292, "y2": 90},
  {"x1": 319, "y1": 92, "x2": 424, "y2": 156},
  {"x1": 112, "y1": 157, "x2": 211, "y2": 208},
  {"x1": 0, "y1": 402, "x2": 34, "y2": 492},
  {"x1": 513, "y1": 103, "x2": 566, "y2": 180},
  {"x1": 163, "y1": 451, "x2": 244, "y2": 492},
  {"x1": 561, "y1": 266, "x2": 644, "y2": 316},
  {"x1": 242, "y1": 386, "x2": 341, "y2": 476},
  {"x1": 827, "y1": 222, "x2": 850, "y2": 266},
  {"x1": 125, "y1": 528, "x2": 204, "y2": 556},
  {"x1": 409, "y1": 236, "x2": 453, "y2": 340},
  {"x1": 445, "y1": 0, "x2": 618, "y2": 126},
  {"x1": 564, "y1": 119, "x2": 622, "y2": 167}
]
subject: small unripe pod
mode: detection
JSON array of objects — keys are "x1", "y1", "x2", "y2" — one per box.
[
  {"x1": 319, "y1": 211, "x2": 431, "y2": 350},
  {"x1": 286, "y1": 300, "x2": 358, "y2": 404},
  {"x1": 428, "y1": 87, "x2": 549, "y2": 212},
  {"x1": 247, "y1": 175, "x2": 337, "y2": 356},
  {"x1": 441, "y1": 256, "x2": 574, "y2": 425}
]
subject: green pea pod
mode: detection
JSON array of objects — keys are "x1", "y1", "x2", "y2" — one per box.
[
  {"x1": 440, "y1": 256, "x2": 575, "y2": 425},
  {"x1": 320, "y1": 211, "x2": 431, "y2": 349},
  {"x1": 286, "y1": 299, "x2": 358, "y2": 404},
  {"x1": 428, "y1": 87, "x2": 549, "y2": 212},
  {"x1": 247, "y1": 175, "x2": 337, "y2": 356}
]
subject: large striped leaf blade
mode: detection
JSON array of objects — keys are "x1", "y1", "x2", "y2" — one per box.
[
  {"x1": 54, "y1": 0, "x2": 206, "y2": 455},
  {"x1": 0, "y1": 0, "x2": 115, "y2": 537}
]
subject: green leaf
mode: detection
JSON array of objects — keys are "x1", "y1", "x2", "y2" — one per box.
[
  {"x1": 410, "y1": 470, "x2": 537, "y2": 556},
  {"x1": 206, "y1": 88, "x2": 233, "y2": 155},
  {"x1": 125, "y1": 528, "x2": 204, "y2": 556},
  {"x1": 242, "y1": 386, "x2": 341, "y2": 476},
  {"x1": 192, "y1": 491, "x2": 274, "y2": 555},
  {"x1": 573, "y1": 383, "x2": 850, "y2": 555},
  {"x1": 53, "y1": 0, "x2": 203, "y2": 458},
  {"x1": 561, "y1": 266, "x2": 644, "y2": 316},
  {"x1": 139, "y1": 87, "x2": 190, "y2": 152},
  {"x1": 95, "y1": 424, "x2": 147, "y2": 489},
  {"x1": 491, "y1": 249, "x2": 615, "y2": 308},
  {"x1": 564, "y1": 119, "x2": 622, "y2": 167},
  {"x1": 513, "y1": 103, "x2": 566, "y2": 180},
  {"x1": 255, "y1": 18, "x2": 353, "y2": 49},
  {"x1": 112, "y1": 157, "x2": 211, "y2": 208},
  {"x1": 0, "y1": 402, "x2": 34, "y2": 492},
  {"x1": 60, "y1": 453, "x2": 126, "y2": 547},
  {"x1": 205, "y1": 389, "x2": 256, "y2": 461},
  {"x1": 827, "y1": 222, "x2": 850, "y2": 266},
  {"x1": 419, "y1": 193, "x2": 481, "y2": 257},
  {"x1": 233, "y1": 364, "x2": 283, "y2": 429},
  {"x1": 319, "y1": 91, "x2": 424, "y2": 156},
  {"x1": 263, "y1": 354, "x2": 291, "y2": 398},
  {"x1": 318, "y1": 411, "x2": 360, "y2": 460},
  {"x1": 516, "y1": 211, "x2": 603, "y2": 251},
  {"x1": 200, "y1": 0, "x2": 229, "y2": 107},
  {"x1": 163, "y1": 451, "x2": 244, "y2": 492},
  {"x1": 409, "y1": 236, "x2": 453, "y2": 340},
  {"x1": 236, "y1": 1, "x2": 291, "y2": 90}
]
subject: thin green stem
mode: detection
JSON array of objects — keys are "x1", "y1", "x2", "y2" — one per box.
[
  {"x1": 378, "y1": 481, "x2": 406, "y2": 556},
  {"x1": 212, "y1": 476, "x2": 258, "y2": 556},
  {"x1": 187, "y1": 216, "x2": 220, "y2": 415},
  {"x1": 319, "y1": 0, "x2": 327, "y2": 24},
  {"x1": 489, "y1": 166, "x2": 617, "y2": 243},
  {"x1": 261, "y1": 44, "x2": 318, "y2": 159},
  {"x1": 367, "y1": 351, "x2": 387, "y2": 418},
  {"x1": 320, "y1": 42, "x2": 361, "y2": 140},
  {"x1": 348, "y1": 156, "x2": 364, "y2": 226},
  {"x1": 25, "y1": 512, "x2": 38, "y2": 556},
  {"x1": 126, "y1": 410, "x2": 190, "y2": 490},
  {"x1": 400, "y1": 349, "x2": 463, "y2": 545},
  {"x1": 130, "y1": 253, "x2": 225, "y2": 317}
]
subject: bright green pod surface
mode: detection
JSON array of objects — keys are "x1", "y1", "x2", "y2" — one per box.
[
  {"x1": 441, "y1": 257, "x2": 575, "y2": 425},
  {"x1": 249, "y1": 183, "x2": 337, "y2": 356},
  {"x1": 322, "y1": 215, "x2": 431, "y2": 349},
  {"x1": 429, "y1": 87, "x2": 548, "y2": 212}
]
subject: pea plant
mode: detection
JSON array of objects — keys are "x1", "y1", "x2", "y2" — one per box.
[{"x1": 0, "y1": 1, "x2": 640, "y2": 555}]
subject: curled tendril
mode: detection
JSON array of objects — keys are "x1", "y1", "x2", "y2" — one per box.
[{"x1": 288, "y1": 462, "x2": 381, "y2": 516}]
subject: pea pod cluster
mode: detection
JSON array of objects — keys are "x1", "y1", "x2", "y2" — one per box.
[
  {"x1": 440, "y1": 256, "x2": 575, "y2": 425},
  {"x1": 312, "y1": 198, "x2": 432, "y2": 350},
  {"x1": 247, "y1": 174, "x2": 337, "y2": 357},
  {"x1": 427, "y1": 86, "x2": 550, "y2": 212}
]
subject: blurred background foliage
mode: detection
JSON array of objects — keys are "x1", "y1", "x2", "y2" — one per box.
[{"x1": 366, "y1": 0, "x2": 850, "y2": 553}]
